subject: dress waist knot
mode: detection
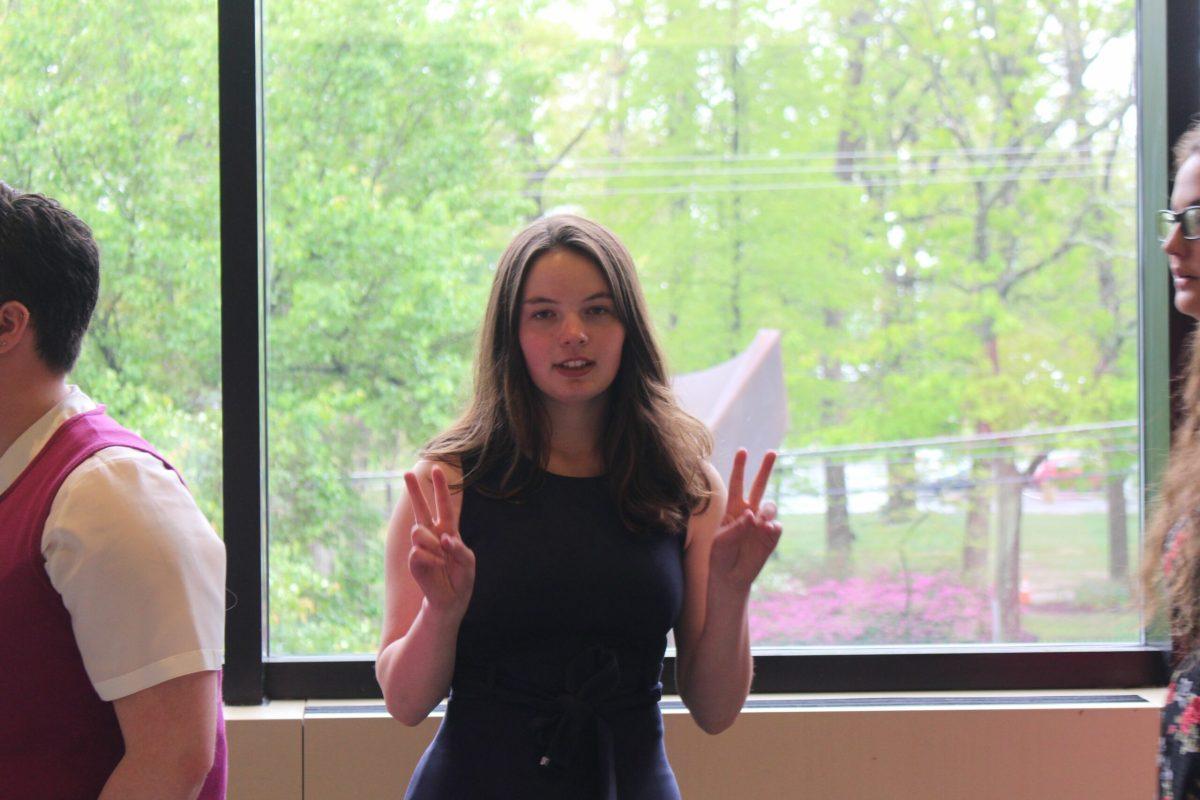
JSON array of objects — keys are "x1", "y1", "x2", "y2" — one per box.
[{"x1": 451, "y1": 644, "x2": 664, "y2": 800}]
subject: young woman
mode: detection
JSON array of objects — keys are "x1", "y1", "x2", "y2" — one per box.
[
  {"x1": 376, "y1": 214, "x2": 782, "y2": 799},
  {"x1": 1146, "y1": 119, "x2": 1200, "y2": 800}
]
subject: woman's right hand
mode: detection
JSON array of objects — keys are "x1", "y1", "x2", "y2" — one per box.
[{"x1": 403, "y1": 466, "x2": 476, "y2": 617}]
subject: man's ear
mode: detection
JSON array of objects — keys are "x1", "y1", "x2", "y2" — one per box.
[{"x1": 0, "y1": 300, "x2": 31, "y2": 353}]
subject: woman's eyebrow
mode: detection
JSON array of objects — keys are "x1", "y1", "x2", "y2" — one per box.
[{"x1": 523, "y1": 291, "x2": 613, "y2": 304}]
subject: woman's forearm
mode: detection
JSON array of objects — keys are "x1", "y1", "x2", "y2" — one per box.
[
  {"x1": 679, "y1": 582, "x2": 753, "y2": 734},
  {"x1": 377, "y1": 601, "x2": 463, "y2": 726}
]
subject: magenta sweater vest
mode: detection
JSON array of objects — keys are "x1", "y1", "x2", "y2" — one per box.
[{"x1": 0, "y1": 407, "x2": 226, "y2": 799}]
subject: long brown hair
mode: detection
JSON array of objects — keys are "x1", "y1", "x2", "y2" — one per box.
[
  {"x1": 423, "y1": 214, "x2": 712, "y2": 533},
  {"x1": 1143, "y1": 120, "x2": 1200, "y2": 647}
]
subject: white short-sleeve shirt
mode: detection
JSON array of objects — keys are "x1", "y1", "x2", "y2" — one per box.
[{"x1": 0, "y1": 387, "x2": 225, "y2": 701}]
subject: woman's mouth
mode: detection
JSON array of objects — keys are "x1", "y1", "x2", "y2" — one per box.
[{"x1": 553, "y1": 358, "x2": 595, "y2": 378}]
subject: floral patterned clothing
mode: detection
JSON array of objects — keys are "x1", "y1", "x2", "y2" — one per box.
[
  {"x1": 1162, "y1": 518, "x2": 1200, "y2": 800},
  {"x1": 1162, "y1": 667, "x2": 1200, "y2": 799}
]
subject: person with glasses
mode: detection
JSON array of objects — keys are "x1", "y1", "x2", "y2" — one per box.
[
  {"x1": 376, "y1": 215, "x2": 783, "y2": 799},
  {"x1": 1148, "y1": 119, "x2": 1200, "y2": 800},
  {"x1": 1158, "y1": 183, "x2": 1200, "y2": 318},
  {"x1": 0, "y1": 183, "x2": 227, "y2": 799}
]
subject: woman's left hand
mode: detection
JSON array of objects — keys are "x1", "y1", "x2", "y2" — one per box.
[{"x1": 709, "y1": 449, "x2": 783, "y2": 594}]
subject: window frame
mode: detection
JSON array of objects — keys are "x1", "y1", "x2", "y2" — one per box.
[{"x1": 220, "y1": 0, "x2": 1192, "y2": 705}]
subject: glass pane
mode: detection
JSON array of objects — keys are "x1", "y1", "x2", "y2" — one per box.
[
  {"x1": 264, "y1": 0, "x2": 1139, "y2": 655},
  {"x1": 0, "y1": 2, "x2": 222, "y2": 528}
]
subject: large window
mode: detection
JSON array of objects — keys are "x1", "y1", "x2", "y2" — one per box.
[
  {"x1": 4, "y1": 0, "x2": 1180, "y2": 702},
  {"x1": 262, "y1": 0, "x2": 1143, "y2": 661}
]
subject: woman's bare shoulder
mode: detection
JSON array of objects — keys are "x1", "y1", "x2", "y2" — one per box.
[
  {"x1": 410, "y1": 455, "x2": 465, "y2": 487},
  {"x1": 685, "y1": 461, "x2": 727, "y2": 549}
]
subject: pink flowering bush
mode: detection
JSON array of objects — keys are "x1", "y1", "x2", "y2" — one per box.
[{"x1": 749, "y1": 571, "x2": 991, "y2": 646}]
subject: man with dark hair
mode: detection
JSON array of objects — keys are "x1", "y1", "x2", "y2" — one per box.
[{"x1": 0, "y1": 182, "x2": 227, "y2": 799}]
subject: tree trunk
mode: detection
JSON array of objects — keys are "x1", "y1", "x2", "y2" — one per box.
[
  {"x1": 1106, "y1": 451, "x2": 1129, "y2": 581},
  {"x1": 882, "y1": 448, "x2": 917, "y2": 522},
  {"x1": 992, "y1": 458, "x2": 1023, "y2": 641},
  {"x1": 727, "y1": 0, "x2": 745, "y2": 345},
  {"x1": 825, "y1": 458, "x2": 854, "y2": 577},
  {"x1": 1093, "y1": 129, "x2": 1132, "y2": 584},
  {"x1": 819, "y1": 9, "x2": 869, "y2": 575},
  {"x1": 962, "y1": 456, "x2": 990, "y2": 584}
]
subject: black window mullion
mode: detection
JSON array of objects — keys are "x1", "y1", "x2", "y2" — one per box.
[{"x1": 220, "y1": 0, "x2": 267, "y2": 706}]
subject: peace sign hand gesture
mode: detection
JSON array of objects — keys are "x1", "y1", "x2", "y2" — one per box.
[
  {"x1": 404, "y1": 466, "x2": 476, "y2": 617},
  {"x1": 709, "y1": 449, "x2": 783, "y2": 594}
]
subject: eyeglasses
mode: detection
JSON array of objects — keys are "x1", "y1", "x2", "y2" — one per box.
[{"x1": 1158, "y1": 206, "x2": 1200, "y2": 243}]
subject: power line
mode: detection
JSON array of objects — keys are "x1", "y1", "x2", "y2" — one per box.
[
  {"x1": 515, "y1": 168, "x2": 1112, "y2": 198},
  {"x1": 536, "y1": 144, "x2": 1113, "y2": 167},
  {"x1": 515, "y1": 155, "x2": 1105, "y2": 182}
]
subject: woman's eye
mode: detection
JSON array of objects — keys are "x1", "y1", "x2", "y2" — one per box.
[
  {"x1": 587, "y1": 306, "x2": 611, "y2": 316},
  {"x1": 531, "y1": 309, "x2": 554, "y2": 320}
]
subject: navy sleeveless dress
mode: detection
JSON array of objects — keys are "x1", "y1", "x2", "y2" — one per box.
[{"x1": 403, "y1": 460, "x2": 686, "y2": 800}]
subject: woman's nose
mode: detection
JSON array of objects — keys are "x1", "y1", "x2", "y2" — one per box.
[
  {"x1": 1164, "y1": 222, "x2": 1185, "y2": 256},
  {"x1": 560, "y1": 315, "x2": 588, "y2": 345}
]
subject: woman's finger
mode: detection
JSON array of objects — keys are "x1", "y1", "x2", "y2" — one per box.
[
  {"x1": 747, "y1": 451, "x2": 777, "y2": 510},
  {"x1": 410, "y1": 543, "x2": 444, "y2": 563},
  {"x1": 445, "y1": 536, "x2": 476, "y2": 568},
  {"x1": 409, "y1": 546, "x2": 445, "y2": 574},
  {"x1": 404, "y1": 472, "x2": 434, "y2": 529},
  {"x1": 411, "y1": 524, "x2": 442, "y2": 553},
  {"x1": 727, "y1": 449, "x2": 748, "y2": 505},
  {"x1": 759, "y1": 501, "x2": 778, "y2": 522},
  {"x1": 755, "y1": 520, "x2": 783, "y2": 553},
  {"x1": 720, "y1": 509, "x2": 755, "y2": 539},
  {"x1": 431, "y1": 466, "x2": 453, "y2": 531}
]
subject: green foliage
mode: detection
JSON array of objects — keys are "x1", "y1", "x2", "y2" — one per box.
[
  {"x1": 0, "y1": 0, "x2": 222, "y2": 525},
  {"x1": 1, "y1": 0, "x2": 1139, "y2": 654}
]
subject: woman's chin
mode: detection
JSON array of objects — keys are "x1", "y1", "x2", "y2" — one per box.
[
  {"x1": 536, "y1": 383, "x2": 610, "y2": 409},
  {"x1": 1176, "y1": 290, "x2": 1200, "y2": 321}
]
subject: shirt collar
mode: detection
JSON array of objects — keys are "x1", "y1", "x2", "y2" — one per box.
[{"x1": 0, "y1": 386, "x2": 98, "y2": 496}]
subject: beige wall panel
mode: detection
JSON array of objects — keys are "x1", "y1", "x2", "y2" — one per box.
[
  {"x1": 229, "y1": 698, "x2": 1161, "y2": 799},
  {"x1": 664, "y1": 706, "x2": 1159, "y2": 800},
  {"x1": 226, "y1": 703, "x2": 304, "y2": 800},
  {"x1": 303, "y1": 714, "x2": 438, "y2": 800}
]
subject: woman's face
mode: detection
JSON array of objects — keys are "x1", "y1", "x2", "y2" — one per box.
[
  {"x1": 517, "y1": 248, "x2": 626, "y2": 412},
  {"x1": 1165, "y1": 153, "x2": 1200, "y2": 319}
]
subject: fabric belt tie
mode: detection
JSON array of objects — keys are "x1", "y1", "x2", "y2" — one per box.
[{"x1": 452, "y1": 644, "x2": 663, "y2": 800}]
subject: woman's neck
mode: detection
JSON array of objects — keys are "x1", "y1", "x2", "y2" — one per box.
[{"x1": 541, "y1": 396, "x2": 607, "y2": 477}]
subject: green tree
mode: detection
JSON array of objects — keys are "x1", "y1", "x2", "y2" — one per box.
[
  {"x1": 262, "y1": 0, "x2": 581, "y2": 652},
  {"x1": 0, "y1": 0, "x2": 223, "y2": 525},
  {"x1": 826, "y1": 0, "x2": 1135, "y2": 636},
  {"x1": 2, "y1": 0, "x2": 1140, "y2": 652}
]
